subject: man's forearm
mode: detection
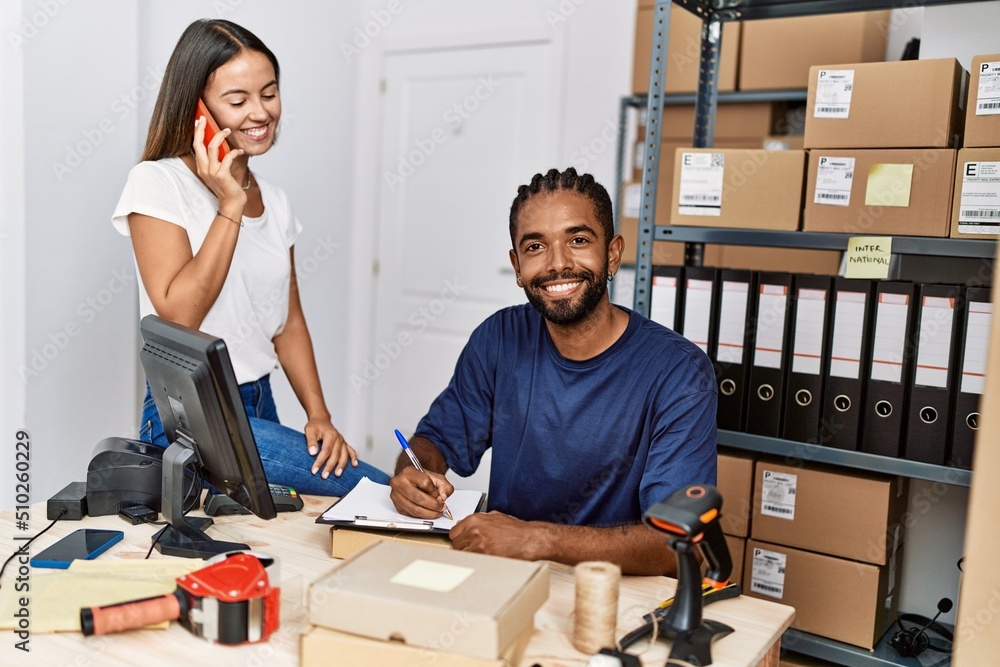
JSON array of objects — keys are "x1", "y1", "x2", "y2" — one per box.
[
  {"x1": 531, "y1": 522, "x2": 677, "y2": 576},
  {"x1": 393, "y1": 435, "x2": 449, "y2": 475}
]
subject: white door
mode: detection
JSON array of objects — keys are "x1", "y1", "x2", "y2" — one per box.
[{"x1": 366, "y1": 40, "x2": 559, "y2": 490}]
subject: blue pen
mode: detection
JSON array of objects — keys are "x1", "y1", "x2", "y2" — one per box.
[{"x1": 395, "y1": 429, "x2": 454, "y2": 520}]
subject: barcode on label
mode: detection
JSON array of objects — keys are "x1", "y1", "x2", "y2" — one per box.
[
  {"x1": 961, "y1": 209, "x2": 1000, "y2": 218},
  {"x1": 979, "y1": 102, "x2": 1000, "y2": 110},
  {"x1": 684, "y1": 194, "x2": 721, "y2": 202},
  {"x1": 763, "y1": 505, "x2": 792, "y2": 515},
  {"x1": 817, "y1": 107, "x2": 843, "y2": 113},
  {"x1": 752, "y1": 582, "x2": 782, "y2": 596},
  {"x1": 819, "y1": 193, "x2": 849, "y2": 200}
]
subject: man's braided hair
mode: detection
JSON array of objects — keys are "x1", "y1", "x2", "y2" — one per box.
[{"x1": 508, "y1": 167, "x2": 615, "y2": 249}]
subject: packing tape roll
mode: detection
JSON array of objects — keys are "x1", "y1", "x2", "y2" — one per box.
[{"x1": 572, "y1": 560, "x2": 620, "y2": 654}]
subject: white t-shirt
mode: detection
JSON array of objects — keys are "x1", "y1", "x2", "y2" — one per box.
[{"x1": 112, "y1": 157, "x2": 303, "y2": 384}]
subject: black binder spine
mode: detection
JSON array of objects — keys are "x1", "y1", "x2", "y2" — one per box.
[
  {"x1": 746, "y1": 273, "x2": 794, "y2": 437},
  {"x1": 950, "y1": 286, "x2": 992, "y2": 469},
  {"x1": 712, "y1": 270, "x2": 758, "y2": 432},
  {"x1": 782, "y1": 275, "x2": 833, "y2": 444}
]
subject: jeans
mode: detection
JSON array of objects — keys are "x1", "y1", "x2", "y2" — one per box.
[{"x1": 139, "y1": 374, "x2": 390, "y2": 497}]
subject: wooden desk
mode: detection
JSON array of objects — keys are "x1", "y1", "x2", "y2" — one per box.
[{"x1": 0, "y1": 497, "x2": 793, "y2": 665}]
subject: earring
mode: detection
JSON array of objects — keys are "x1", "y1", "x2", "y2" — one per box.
[
  {"x1": 516, "y1": 277, "x2": 523, "y2": 287},
  {"x1": 608, "y1": 273, "x2": 614, "y2": 282}
]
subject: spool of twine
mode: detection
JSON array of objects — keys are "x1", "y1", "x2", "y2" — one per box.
[{"x1": 572, "y1": 561, "x2": 621, "y2": 654}]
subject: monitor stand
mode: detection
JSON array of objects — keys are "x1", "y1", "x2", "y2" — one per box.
[{"x1": 152, "y1": 439, "x2": 250, "y2": 559}]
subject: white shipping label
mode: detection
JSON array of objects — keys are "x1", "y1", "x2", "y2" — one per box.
[
  {"x1": 914, "y1": 296, "x2": 956, "y2": 388},
  {"x1": 634, "y1": 140, "x2": 645, "y2": 172},
  {"x1": 750, "y1": 548, "x2": 787, "y2": 599},
  {"x1": 754, "y1": 285, "x2": 788, "y2": 369},
  {"x1": 717, "y1": 281, "x2": 749, "y2": 364},
  {"x1": 624, "y1": 183, "x2": 641, "y2": 219},
  {"x1": 682, "y1": 279, "x2": 714, "y2": 352},
  {"x1": 677, "y1": 152, "x2": 724, "y2": 217},
  {"x1": 791, "y1": 289, "x2": 827, "y2": 376},
  {"x1": 870, "y1": 293, "x2": 910, "y2": 384},
  {"x1": 958, "y1": 161, "x2": 1000, "y2": 235},
  {"x1": 830, "y1": 291, "x2": 867, "y2": 380},
  {"x1": 814, "y1": 156, "x2": 855, "y2": 207},
  {"x1": 760, "y1": 470, "x2": 797, "y2": 520},
  {"x1": 814, "y1": 69, "x2": 855, "y2": 119},
  {"x1": 650, "y1": 276, "x2": 678, "y2": 330},
  {"x1": 961, "y1": 304, "x2": 992, "y2": 395},
  {"x1": 975, "y1": 61, "x2": 1000, "y2": 116}
]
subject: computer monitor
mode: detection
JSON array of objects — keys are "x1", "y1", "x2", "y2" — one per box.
[{"x1": 139, "y1": 315, "x2": 276, "y2": 558}]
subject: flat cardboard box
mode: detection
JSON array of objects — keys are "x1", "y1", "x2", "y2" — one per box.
[
  {"x1": 950, "y1": 147, "x2": 1000, "y2": 239},
  {"x1": 704, "y1": 245, "x2": 841, "y2": 275},
  {"x1": 633, "y1": 3, "x2": 739, "y2": 94},
  {"x1": 330, "y1": 526, "x2": 452, "y2": 560},
  {"x1": 300, "y1": 624, "x2": 534, "y2": 667},
  {"x1": 309, "y1": 541, "x2": 549, "y2": 660},
  {"x1": 739, "y1": 12, "x2": 888, "y2": 91},
  {"x1": 803, "y1": 149, "x2": 957, "y2": 237},
  {"x1": 662, "y1": 103, "x2": 783, "y2": 141},
  {"x1": 717, "y1": 451, "x2": 756, "y2": 538},
  {"x1": 751, "y1": 459, "x2": 908, "y2": 565},
  {"x1": 964, "y1": 54, "x2": 1000, "y2": 147},
  {"x1": 804, "y1": 59, "x2": 967, "y2": 149},
  {"x1": 670, "y1": 148, "x2": 806, "y2": 230},
  {"x1": 745, "y1": 540, "x2": 902, "y2": 649}
]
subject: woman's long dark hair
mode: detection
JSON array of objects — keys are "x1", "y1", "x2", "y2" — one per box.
[{"x1": 141, "y1": 19, "x2": 280, "y2": 162}]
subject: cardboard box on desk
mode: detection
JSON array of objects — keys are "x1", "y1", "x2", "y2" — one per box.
[
  {"x1": 964, "y1": 54, "x2": 1000, "y2": 148},
  {"x1": 951, "y1": 148, "x2": 1000, "y2": 239},
  {"x1": 669, "y1": 148, "x2": 806, "y2": 230},
  {"x1": 330, "y1": 526, "x2": 452, "y2": 560},
  {"x1": 803, "y1": 149, "x2": 957, "y2": 237},
  {"x1": 751, "y1": 460, "x2": 908, "y2": 565},
  {"x1": 804, "y1": 59, "x2": 967, "y2": 149},
  {"x1": 301, "y1": 624, "x2": 534, "y2": 667},
  {"x1": 633, "y1": 2, "x2": 739, "y2": 95},
  {"x1": 744, "y1": 539, "x2": 902, "y2": 650},
  {"x1": 738, "y1": 12, "x2": 888, "y2": 91},
  {"x1": 309, "y1": 541, "x2": 549, "y2": 661}
]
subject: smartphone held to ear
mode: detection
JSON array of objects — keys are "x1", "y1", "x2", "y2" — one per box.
[
  {"x1": 30, "y1": 529, "x2": 124, "y2": 569},
  {"x1": 195, "y1": 98, "x2": 231, "y2": 162}
]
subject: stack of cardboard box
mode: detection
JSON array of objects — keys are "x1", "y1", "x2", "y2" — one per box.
[
  {"x1": 950, "y1": 53, "x2": 1000, "y2": 241},
  {"x1": 713, "y1": 450, "x2": 758, "y2": 586},
  {"x1": 743, "y1": 459, "x2": 908, "y2": 649},
  {"x1": 802, "y1": 59, "x2": 967, "y2": 237}
]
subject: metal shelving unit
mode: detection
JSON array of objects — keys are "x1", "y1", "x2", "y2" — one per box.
[{"x1": 629, "y1": 2, "x2": 995, "y2": 665}]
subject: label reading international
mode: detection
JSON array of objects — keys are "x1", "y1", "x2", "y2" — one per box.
[
  {"x1": 760, "y1": 470, "x2": 797, "y2": 520},
  {"x1": 677, "y1": 152, "x2": 724, "y2": 217},
  {"x1": 976, "y1": 61, "x2": 1000, "y2": 116},
  {"x1": 814, "y1": 156, "x2": 855, "y2": 206},
  {"x1": 958, "y1": 161, "x2": 1000, "y2": 235},
  {"x1": 750, "y1": 548, "x2": 787, "y2": 599},
  {"x1": 814, "y1": 69, "x2": 855, "y2": 119}
]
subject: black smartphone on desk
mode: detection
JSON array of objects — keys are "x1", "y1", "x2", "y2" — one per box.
[{"x1": 30, "y1": 529, "x2": 123, "y2": 569}]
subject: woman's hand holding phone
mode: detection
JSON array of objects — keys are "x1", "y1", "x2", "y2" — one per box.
[{"x1": 192, "y1": 101, "x2": 246, "y2": 212}]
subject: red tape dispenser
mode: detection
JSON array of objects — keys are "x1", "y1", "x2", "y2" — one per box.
[{"x1": 80, "y1": 551, "x2": 280, "y2": 644}]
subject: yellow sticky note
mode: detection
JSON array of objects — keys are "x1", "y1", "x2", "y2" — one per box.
[
  {"x1": 846, "y1": 236, "x2": 893, "y2": 279},
  {"x1": 865, "y1": 164, "x2": 914, "y2": 207},
  {"x1": 390, "y1": 559, "x2": 475, "y2": 593}
]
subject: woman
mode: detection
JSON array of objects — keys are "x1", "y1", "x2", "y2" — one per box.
[{"x1": 112, "y1": 19, "x2": 389, "y2": 495}]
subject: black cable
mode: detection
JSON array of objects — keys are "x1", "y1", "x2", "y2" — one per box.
[{"x1": 0, "y1": 508, "x2": 68, "y2": 586}]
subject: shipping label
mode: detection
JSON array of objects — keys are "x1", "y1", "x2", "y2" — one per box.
[
  {"x1": 760, "y1": 470, "x2": 797, "y2": 520},
  {"x1": 814, "y1": 69, "x2": 855, "y2": 119},
  {"x1": 958, "y1": 161, "x2": 1000, "y2": 235},
  {"x1": 814, "y1": 156, "x2": 855, "y2": 206},
  {"x1": 975, "y1": 61, "x2": 1000, "y2": 116},
  {"x1": 750, "y1": 548, "x2": 787, "y2": 599},
  {"x1": 677, "y1": 152, "x2": 724, "y2": 217}
]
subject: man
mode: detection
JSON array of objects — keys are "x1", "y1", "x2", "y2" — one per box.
[{"x1": 389, "y1": 167, "x2": 717, "y2": 576}]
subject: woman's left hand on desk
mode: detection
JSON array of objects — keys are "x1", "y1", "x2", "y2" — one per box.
[{"x1": 306, "y1": 417, "x2": 358, "y2": 478}]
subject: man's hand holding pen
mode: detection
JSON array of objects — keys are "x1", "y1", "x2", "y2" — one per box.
[{"x1": 389, "y1": 466, "x2": 455, "y2": 520}]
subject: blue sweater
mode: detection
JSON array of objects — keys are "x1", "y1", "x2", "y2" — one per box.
[{"x1": 415, "y1": 303, "x2": 718, "y2": 526}]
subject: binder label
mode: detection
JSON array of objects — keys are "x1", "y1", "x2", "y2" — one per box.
[
  {"x1": 830, "y1": 291, "x2": 868, "y2": 380},
  {"x1": 750, "y1": 548, "x2": 787, "y2": 599},
  {"x1": 961, "y1": 303, "x2": 993, "y2": 395},
  {"x1": 623, "y1": 183, "x2": 641, "y2": 219},
  {"x1": 915, "y1": 296, "x2": 956, "y2": 388},
  {"x1": 760, "y1": 470, "x2": 797, "y2": 520},
  {"x1": 650, "y1": 275, "x2": 678, "y2": 331},
  {"x1": 814, "y1": 69, "x2": 854, "y2": 119},
  {"x1": 677, "y1": 152, "x2": 724, "y2": 217},
  {"x1": 814, "y1": 157, "x2": 854, "y2": 207},
  {"x1": 792, "y1": 289, "x2": 827, "y2": 376},
  {"x1": 871, "y1": 293, "x2": 910, "y2": 384},
  {"x1": 717, "y1": 281, "x2": 750, "y2": 364},
  {"x1": 683, "y1": 278, "x2": 714, "y2": 353},
  {"x1": 957, "y1": 161, "x2": 1000, "y2": 235},
  {"x1": 754, "y1": 285, "x2": 788, "y2": 369},
  {"x1": 975, "y1": 61, "x2": 1000, "y2": 116}
]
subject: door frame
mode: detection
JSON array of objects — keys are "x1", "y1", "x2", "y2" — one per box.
[{"x1": 342, "y1": 26, "x2": 565, "y2": 455}]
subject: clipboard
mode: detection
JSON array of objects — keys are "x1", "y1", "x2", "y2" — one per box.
[{"x1": 315, "y1": 477, "x2": 486, "y2": 534}]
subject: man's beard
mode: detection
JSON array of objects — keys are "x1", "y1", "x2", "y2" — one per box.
[{"x1": 523, "y1": 263, "x2": 609, "y2": 326}]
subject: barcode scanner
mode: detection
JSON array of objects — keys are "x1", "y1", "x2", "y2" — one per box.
[{"x1": 890, "y1": 597, "x2": 954, "y2": 657}]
